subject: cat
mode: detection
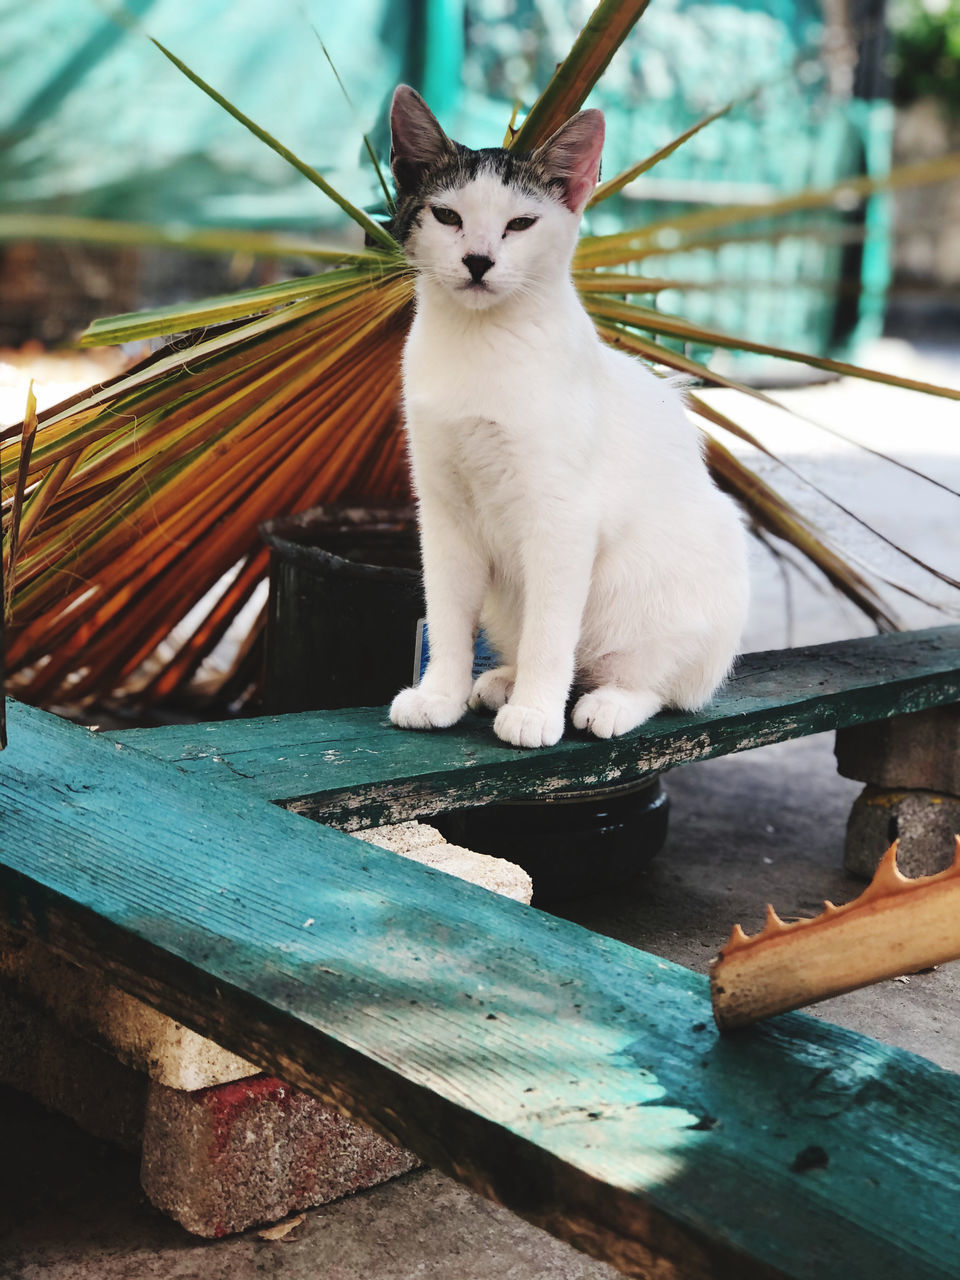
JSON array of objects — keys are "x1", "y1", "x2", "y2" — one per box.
[{"x1": 387, "y1": 85, "x2": 749, "y2": 749}]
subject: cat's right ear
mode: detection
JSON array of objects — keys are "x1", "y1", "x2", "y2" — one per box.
[
  {"x1": 532, "y1": 109, "x2": 605, "y2": 215},
  {"x1": 390, "y1": 86, "x2": 456, "y2": 192}
]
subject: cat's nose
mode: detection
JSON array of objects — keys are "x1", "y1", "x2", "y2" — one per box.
[{"x1": 462, "y1": 254, "x2": 494, "y2": 283}]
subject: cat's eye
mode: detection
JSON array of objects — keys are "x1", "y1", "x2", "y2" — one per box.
[
  {"x1": 505, "y1": 216, "x2": 537, "y2": 232},
  {"x1": 431, "y1": 206, "x2": 462, "y2": 228}
]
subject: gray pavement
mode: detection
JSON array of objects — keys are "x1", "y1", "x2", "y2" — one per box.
[{"x1": 1, "y1": 339, "x2": 958, "y2": 1278}]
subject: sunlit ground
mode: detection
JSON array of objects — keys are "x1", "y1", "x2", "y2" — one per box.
[{"x1": 0, "y1": 344, "x2": 140, "y2": 422}]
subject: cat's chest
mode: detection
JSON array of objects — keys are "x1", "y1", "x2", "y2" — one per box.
[
  {"x1": 405, "y1": 342, "x2": 531, "y2": 426},
  {"x1": 402, "y1": 309, "x2": 590, "y2": 432},
  {"x1": 444, "y1": 415, "x2": 516, "y2": 475}
]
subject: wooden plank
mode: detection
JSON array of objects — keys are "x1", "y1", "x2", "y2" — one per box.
[
  {"x1": 3, "y1": 699, "x2": 960, "y2": 1279},
  {"x1": 115, "y1": 627, "x2": 960, "y2": 829}
]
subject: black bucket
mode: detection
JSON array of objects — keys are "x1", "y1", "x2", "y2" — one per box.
[
  {"x1": 262, "y1": 506, "x2": 422, "y2": 713},
  {"x1": 261, "y1": 505, "x2": 669, "y2": 901}
]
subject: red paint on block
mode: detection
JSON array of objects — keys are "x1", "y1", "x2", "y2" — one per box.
[{"x1": 199, "y1": 1074, "x2": 290, "y2": 1159}]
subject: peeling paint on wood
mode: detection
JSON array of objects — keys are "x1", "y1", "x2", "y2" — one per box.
[
  {"x1": 4, "y1": 700, "x2": 960, "y2": 1277},
  {"x1": 116, "y1": 628, "x2": 960, "y2": 829}
]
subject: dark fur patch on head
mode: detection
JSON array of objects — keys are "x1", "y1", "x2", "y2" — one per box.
[{"x1": 392, "y1": 142, "x2": 562, "y2": 244}]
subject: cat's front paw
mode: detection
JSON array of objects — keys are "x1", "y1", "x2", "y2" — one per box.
[
  {"x1": 493, "y1": 703, "x2": 564, "y2": 749},
  {"x1": 390, "y1": 686, "x2": 467, "y2": 731},
  {"x1": 469, "y1": 666, "x2": 516, "y2": 713}
]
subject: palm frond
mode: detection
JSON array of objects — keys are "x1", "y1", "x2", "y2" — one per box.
[
  {"x1": 588, "y1": 100, "x2": 738, "y2": 206},
  {"x1": 585, "y1": 295, "x2": 960, "y2": 399},
  {"x1": 2, "y1": 382, "x2": 37, "y2": 621},
  {"x1": 4, "y1": 0, "x2": 960, "y2": 710},
  {"x1": 509, "y1": 0, "x2": 651, "y2": 150},
  {"x1": 0, "y1": 214, "x2": 375, "y2": 262},
  {"x1": 704, "y1": 437, "x2": 900, "y2": 631},
  {"x1": 3, "y1": 270, "x2": 413, "y2": 705},
  {"x1": 81, "y1": 262, "x2": 405, "y2": 346},
  {"x1": 147, "y1": 35, "x2": 399, "y2": 252},
  {"x1": 312, "y1": 31, "x2": 395, "y2": 213},
  {"x1": 576, "y1": 152, "x2": 960, "y2": 266}
]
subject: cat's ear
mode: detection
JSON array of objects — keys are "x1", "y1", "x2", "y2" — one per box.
[
  {"x1": 532, "y1": 109, "x2": 605, "y2": 215},
  {"x1": 390, "y1": 85, "x2": 456, "y2": 192}
]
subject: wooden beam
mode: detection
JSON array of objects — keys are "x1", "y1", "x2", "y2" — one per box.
[
  {"x1": 3, "y1": 700, "x2": 960, "y2": 1278},
  {"x1": 115, "y1": 627, "x2": 960, "y2": 829}
]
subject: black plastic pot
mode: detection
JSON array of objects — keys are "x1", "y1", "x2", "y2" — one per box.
[
  {"x1": 261, "y1": 506, "x2": 423, "y2": 713},
  {"x1": 261, "y1": 505, "x2": 669, "y2": 902},
  {"x1": 432, "y1": 778, "x2": 668, "y2": 903}
]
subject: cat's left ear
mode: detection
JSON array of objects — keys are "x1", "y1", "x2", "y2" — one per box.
[
  {"x1": 390, "y1": 85, "x2": 457, "y2": 193},
  {"x1": 532, "y1": 109, "x2": 605, "y2": 215}
]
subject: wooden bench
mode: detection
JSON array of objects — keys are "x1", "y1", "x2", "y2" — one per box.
[
  {"x1": 2, "y1": 625, "x2": 960, "y2": 1278},
  {"x1": 115, "y1": 626, "x2": 960, "y2": 829}
]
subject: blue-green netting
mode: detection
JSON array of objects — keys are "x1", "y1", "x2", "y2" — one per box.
[{"x1": 1, "y1": 0, "x2": 892, "y2": 356}]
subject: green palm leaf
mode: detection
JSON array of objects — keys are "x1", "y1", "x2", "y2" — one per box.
[{"x1": 509, "y1": 0, "x2": 651, "y2": 149}]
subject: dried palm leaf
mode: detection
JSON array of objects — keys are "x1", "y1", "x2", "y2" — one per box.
[
  {"x1": 711, "y1": 839, "x2": 960, "y2": 1030},
  {"x1": 3, "y1": 0, "x2": 960, "y2": 710}
]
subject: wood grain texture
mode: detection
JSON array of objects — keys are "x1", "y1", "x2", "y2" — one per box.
[
  {"x1": 115, "y1": 627, "x2": 960, "y2": 829},
  {"x1": 4, "y1": 700, "x2": 960, "y2": 1278}
]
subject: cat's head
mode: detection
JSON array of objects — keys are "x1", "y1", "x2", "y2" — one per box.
[{"x1": 389, "y1": 85, "x2": 604, "y2": 311}]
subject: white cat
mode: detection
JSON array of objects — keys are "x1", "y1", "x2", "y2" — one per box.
[{"x1": 387, "y1": 85, "x2": 749, "y2": 749}]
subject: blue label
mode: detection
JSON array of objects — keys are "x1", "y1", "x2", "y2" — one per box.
[{"x1": 414, "y1": 619, "x2": 500, "y2": 683}]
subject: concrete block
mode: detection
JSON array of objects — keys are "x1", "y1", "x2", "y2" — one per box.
[
  {"x1": 356, "y1": 821, "x2": 534, "y2": 903},
  {"x1": 836, "y1": 705, "x2": 960, "y2": 797},
  {"x1": 0, "y1": 926, "x2": 255, "y2": 1090},
  {"x1": 844, "y1": 785, "x2": 960, "y2": 879},
  {"x1": 140, "y1": 1074, "x2": 419, "y2": 1237},
  {"x1": 0, "y1": 983, "x2": 147, "y2": 1151}
]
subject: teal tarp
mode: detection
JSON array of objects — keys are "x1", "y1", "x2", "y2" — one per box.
[
  {"x1": 1, "y1": 0, "x2": 892, "y2": 355},
  {"x1": 1, "y1": 0, "x2": 422, "y2": 227},
  {"x1": 3, "y1": 0, "x2": 885, "y2": 227}
]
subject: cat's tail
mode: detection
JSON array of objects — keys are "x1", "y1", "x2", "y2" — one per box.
[{"x1": 665, "y1": 619, "x2": 744, "y2": 712}]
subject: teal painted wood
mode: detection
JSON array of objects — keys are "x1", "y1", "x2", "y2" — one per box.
[
  {"x1": 3, "y1": 700, "x2": 960, "y2": 1278},
  {"x1": 116, "y1": 627, "x2": 960, "y2": 829}
]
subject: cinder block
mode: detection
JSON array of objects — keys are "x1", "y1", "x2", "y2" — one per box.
[
  {"x1": 836, "y1": 705, "x2": 960, "y2": 796},
  {"x1": 141, "y1": 1074, "x2": 419, "y2": 1237},
  {"x1": 844, "y1": 785, "x2": 960, "y2": 879},
  {"x1": 356, "y1": 821, "x2": 534, "y2": 902},
  {"x1": 0, "y1": 926, "x2": 255, "y2": 1090},
  {"x1": 0, "y1": 983, "x2": 147, "y2": 1151}
]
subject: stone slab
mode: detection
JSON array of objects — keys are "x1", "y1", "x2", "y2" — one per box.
[
  {"x1": 140, "y1": 1074, "x2": 419, "y2": 1237},
  {"x1": 836, "y1": 704, "x2": 960, "y2": 796},
  {"x1": 844, "y1": 784, "x2": 960, "y2": 878}
]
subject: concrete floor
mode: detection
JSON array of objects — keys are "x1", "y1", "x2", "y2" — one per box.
[{"x1": 1, "y1": 339, "x2": 958, "y2": 1278}]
